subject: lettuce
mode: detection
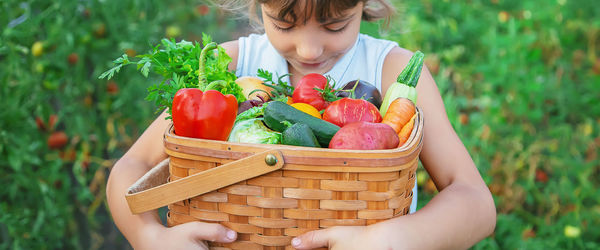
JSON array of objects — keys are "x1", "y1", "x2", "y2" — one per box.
[{"x1": 228, "y1": 118, "x2": 281, "y2": 144}]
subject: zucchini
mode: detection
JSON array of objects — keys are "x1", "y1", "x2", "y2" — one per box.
[
  {"x1": 380, "y1": 51, "x2": 424, "y2": 116},
  {"x1": 282, "y1": 123, "x2": 321, "y2": 148},
  {"x1": 264, "y1": 101, "x2": 340, "y2": 147}
]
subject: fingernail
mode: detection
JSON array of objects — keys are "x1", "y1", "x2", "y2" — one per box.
[
  {"x1": 226, "y1": 230, "x2": 236, "y2": 240},
  {"x1": 292, "y1": 237, "x2": 301, "y2": 247}
]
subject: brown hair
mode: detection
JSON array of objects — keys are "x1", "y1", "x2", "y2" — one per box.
[{"x1": 214, "y1": 0, "x2": 395, "y2": 30}]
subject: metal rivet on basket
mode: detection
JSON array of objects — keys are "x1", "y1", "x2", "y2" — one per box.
[{"x1": 265, "y1": 154, "x2": 278, "y2": 166}]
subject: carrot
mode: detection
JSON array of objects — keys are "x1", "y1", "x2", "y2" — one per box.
[
  {"x1": 381, "y1": 97, "x2": 416, "y2": 133},
  {"x1": 398, "y1": 112, "x2": 417, "y2": 147}
]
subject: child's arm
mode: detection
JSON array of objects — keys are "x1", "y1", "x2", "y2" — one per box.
[
  {"x1": 105, "y1": 111, "x2": 237, "y2": 248},
  {"x1": 291, "y1": 48, "x2": 496, "y2": 249}
]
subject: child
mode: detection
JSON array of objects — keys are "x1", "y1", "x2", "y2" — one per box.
[{"x1": 106, "y1": 0, "x2": 496, "y2": 249}]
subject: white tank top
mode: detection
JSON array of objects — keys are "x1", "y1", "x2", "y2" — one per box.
[{"x1": 236, "y1": 33, "x2": 418, "y2": 213}]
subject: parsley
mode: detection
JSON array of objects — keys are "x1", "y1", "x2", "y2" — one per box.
[
  {"x1": 257, "y1": 68, "x2": 294, "y2": 101},
  {"x1": 99, "y1": 33, "x2": 245, "y2": 118}
]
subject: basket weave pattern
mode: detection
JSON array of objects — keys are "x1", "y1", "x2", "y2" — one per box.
[{"x1": 167, "y1": 157, "x2": 417, "y2": 249}]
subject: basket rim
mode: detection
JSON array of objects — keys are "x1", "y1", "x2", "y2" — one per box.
[{"x1": 164, "y1": 107, "x2": 424, "y2": 168}]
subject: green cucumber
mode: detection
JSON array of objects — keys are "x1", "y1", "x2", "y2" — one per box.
[
  {"x1": 264, "y1": 101, "x2": 339, "y2": 147},
  {"x1": 282, "y1": 123, "x2": 321, "y2": 148}
]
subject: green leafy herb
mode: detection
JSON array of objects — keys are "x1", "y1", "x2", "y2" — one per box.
[
  {"x1": 99, "y1": 33, "x2": 245, "y2": 117},
  {"x1": 257, "y1": 68, "x2": 294, "y2": 100}
]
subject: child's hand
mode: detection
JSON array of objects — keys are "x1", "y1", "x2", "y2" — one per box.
[
  {"x1": 134, "y1": 221, "x2": 237, "y2": 249},
  {"x1": 291, "y1": 226, "x2": 388, "y2": 250}
]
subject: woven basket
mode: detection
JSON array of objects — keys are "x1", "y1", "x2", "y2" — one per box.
[{"x1": 126, "y1": 107, "x2": 424, "y2": 249}]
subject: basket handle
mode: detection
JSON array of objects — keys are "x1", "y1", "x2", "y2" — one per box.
[{"x1": 125, "y1": 149, "x2": 284, "y2": 214}]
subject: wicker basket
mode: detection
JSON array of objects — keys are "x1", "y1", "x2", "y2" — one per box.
[{"x1": 126, "y1": 107, "x2": 424, "y2": 249}]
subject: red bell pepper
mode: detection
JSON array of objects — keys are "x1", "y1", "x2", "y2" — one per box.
[
  {"x1": 292, "y1": 73, "x2": 338, "y2": 111},
  {"x1": 172, "y1": 89, "x2": 237, "y2": 140},
  {"x1": 171, "y1": 42, "x2": 238, "y2": 140},
  {"x1": 322, "y1": 97, "x2": 382, "y2": 127}
]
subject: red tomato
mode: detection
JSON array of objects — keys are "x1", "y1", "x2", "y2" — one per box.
[
  {"x1": 292, "y1": 73, "x2": 332, "y2": 110},
  {"x1": 47, "y1": 131, "x2": 69, "y2": 149},
  {"x1": 322, "y1": 98, "x2": 382, "y2": 127}
]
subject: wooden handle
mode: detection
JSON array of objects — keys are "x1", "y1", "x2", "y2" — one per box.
[{"x1": 126, "y1": 150, "x2": 284, "y2": 214}]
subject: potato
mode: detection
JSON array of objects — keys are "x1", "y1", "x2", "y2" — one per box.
[
  {"x1": 235, "y1": 76, "x2": 273, "y2": 101},
  {"x1": 328, "y1": 121, "x2": 399, "y2": 150}
]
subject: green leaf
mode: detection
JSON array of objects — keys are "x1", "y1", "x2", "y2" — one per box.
[{"x1": 138, "y1": 59, "x2": 152, "y2": 77}]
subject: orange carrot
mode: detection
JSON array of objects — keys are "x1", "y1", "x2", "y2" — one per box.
[
  {"x1": 397, "y1": 113, "x2": 417, "y2": 147},
  {"x1": 381, "y1": 97, "x2": 416, "y2": 133}
]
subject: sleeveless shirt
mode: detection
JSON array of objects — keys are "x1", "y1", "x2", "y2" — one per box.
[{"x1": 236, "y1": 33, "x2": 418, "y2": 213}]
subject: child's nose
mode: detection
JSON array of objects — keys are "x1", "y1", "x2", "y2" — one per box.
[{"x1": 295, "y1": 39, "x2": 323, "y2": 61}]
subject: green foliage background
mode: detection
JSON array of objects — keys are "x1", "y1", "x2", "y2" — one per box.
[
  {"x1": 0, "y1": 0, "x2": 240, "y2": 249},
  {"x1": 1, "y1": 0, "x2": 599, "y2": 249}
]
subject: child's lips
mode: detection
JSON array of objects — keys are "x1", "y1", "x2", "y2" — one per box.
[{"x1": 299, "y1": 61, "x2": 324, "y2": 68}]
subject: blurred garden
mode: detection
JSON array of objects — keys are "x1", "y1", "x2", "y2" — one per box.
[{"x1": 0, "y1": 0, "x2": 598, "y2": 249}]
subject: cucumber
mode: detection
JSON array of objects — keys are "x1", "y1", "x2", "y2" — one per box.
[
  {"x1": 282, "y1": 123, "x2": 321, "y2": 148},
  {"x1": 264, "y1": 101, "x2": 340, "y2": 147}
]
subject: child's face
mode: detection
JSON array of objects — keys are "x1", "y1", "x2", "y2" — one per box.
[{"x1": 261, "y1": 2, "x2": 363, "y2": 79}]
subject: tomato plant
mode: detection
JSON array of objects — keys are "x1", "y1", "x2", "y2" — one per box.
[
  {"x1": 376, "y1": 0, "x2": 600, "y2": 249},
  {"x1": 0, "y1": 0, "x2": 240, "y2": 249}
]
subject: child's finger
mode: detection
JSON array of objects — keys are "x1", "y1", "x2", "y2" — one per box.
[
  {"x1": 291, "y1": 228, "x2": 333, "y2": 249},
  {"x1": 183, "y1": 221, "x2": 237, "y2": 243}
]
